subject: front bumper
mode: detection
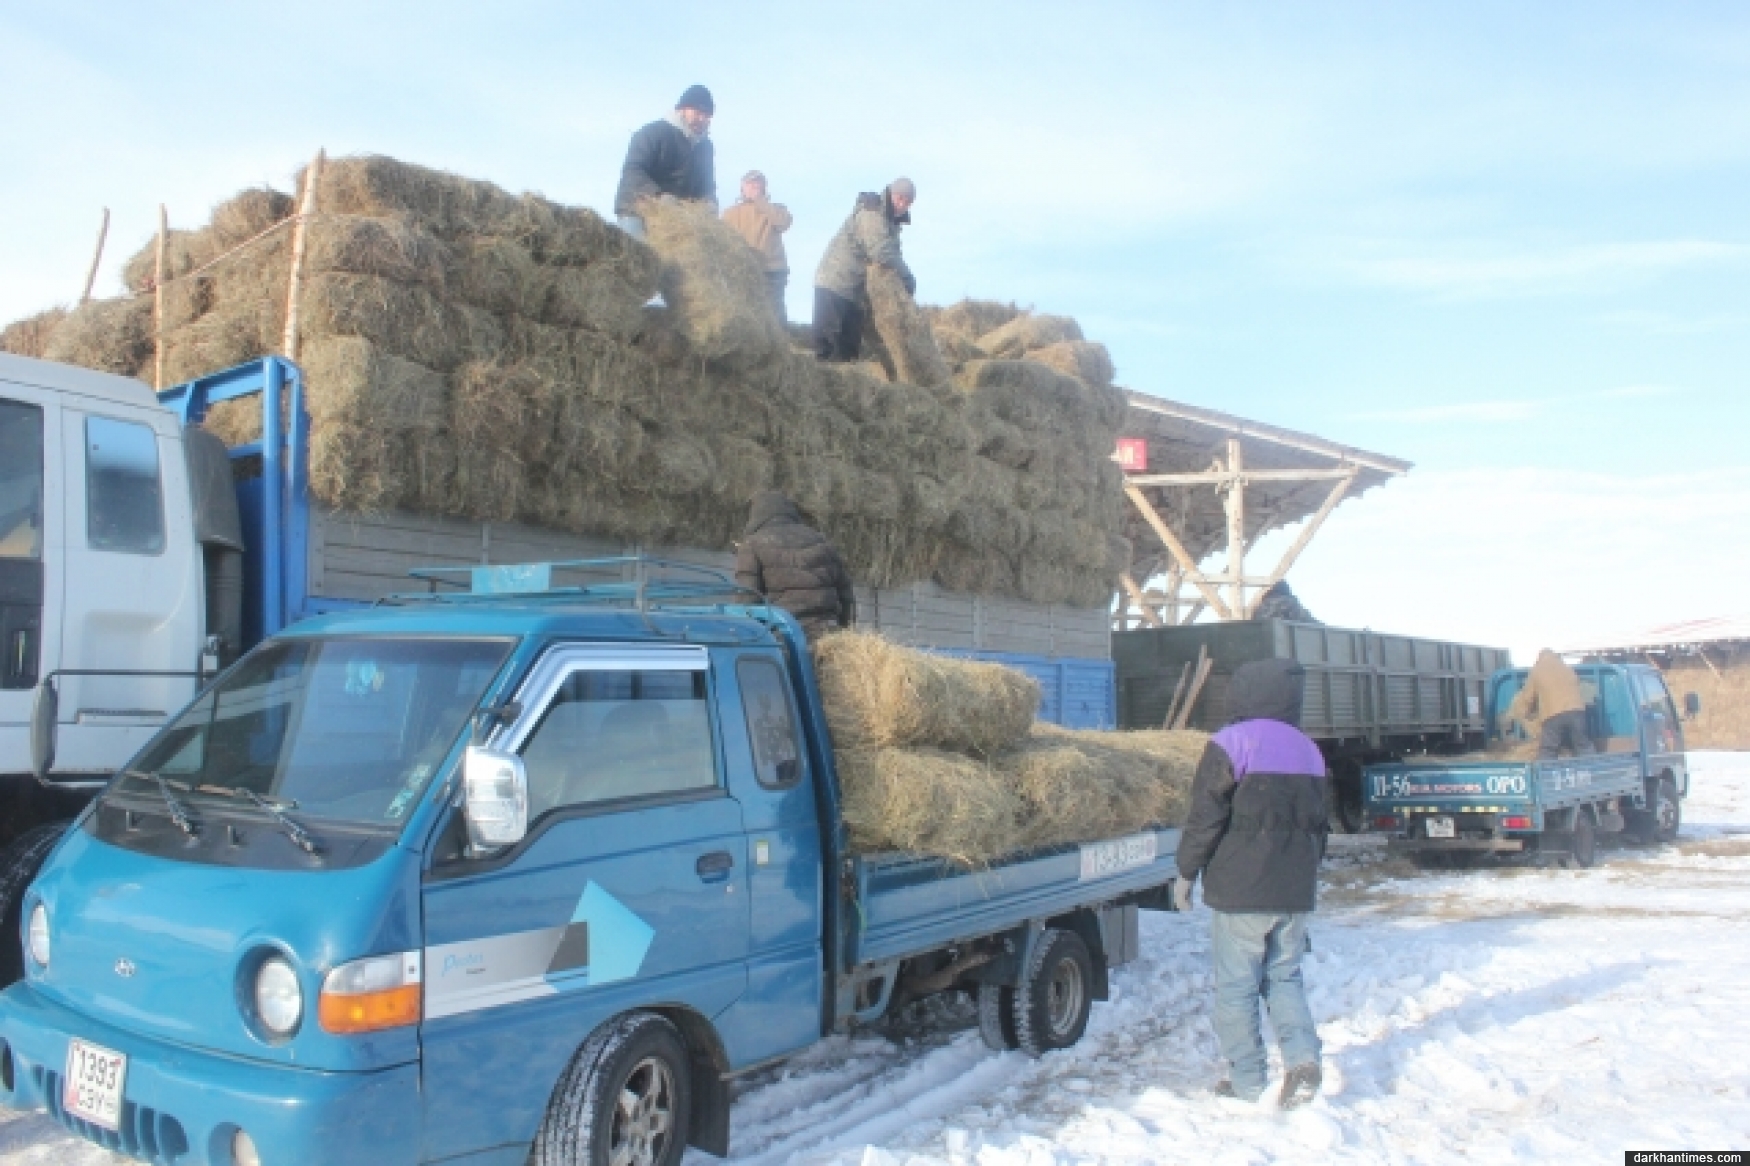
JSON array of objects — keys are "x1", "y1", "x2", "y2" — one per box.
[
  {"x1": 1387, "y1": 837, "x2": 1526, "y2": 853},
  {"x1": 0, "y1": 983, "x2": 419, "y2": 1166}
]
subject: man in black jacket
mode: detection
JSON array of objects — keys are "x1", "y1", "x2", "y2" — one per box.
[
  {"x1": 614, "y1": 84, "x2": 718, "y2": 240},
  {"x1": 733, "y1": 491, "x2": 856, "y2": 640},
  {"x1": 1174, "y1": 658, "x2": 1329, "y2": 1108}
]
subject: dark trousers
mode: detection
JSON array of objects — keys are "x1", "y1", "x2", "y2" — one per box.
[
  {"x1": 812, "y1": 287, "x2": 864, "y2": 362},
  {"x1": 1538, "y1": 709, "x2": 1594, "y2": 759},
  {"x1": 766, "y1": 270, "x2": 789, "y2": 323}
]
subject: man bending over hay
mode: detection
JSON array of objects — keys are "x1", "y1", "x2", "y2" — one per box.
[
  {"x1": 615, "y1": 84, "x2": 718, "y2": 240},
  {"x1": 812, "y1": 178, "x2": 915, "y2": 362},
  {"x1": 1174, "y1": 659, "x2": 1329, "y2": 1109},
  {"x1": 734, "y1": 491, "x2": 856, "y2": 641}
]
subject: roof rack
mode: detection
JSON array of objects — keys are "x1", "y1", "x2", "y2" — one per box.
[{"x1": 387, "y1": 556, "x2": 764, "y2": 612}]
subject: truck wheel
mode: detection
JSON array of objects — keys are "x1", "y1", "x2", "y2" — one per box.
[
  {"x1": 1326, "y1": 765, "x2": 1364, "y2": 835},
  {"x1": 0, "y1": 823, "x2": 71, "y2": 988},
  {"x1": 1012, "y1": 929, "x2": 1093, "y2": 1057},
  {"x1": 1559, "y1": 812, "x2": 1598, "y2": 870},
  {"x1": 532, "y1": 1012, "x2": 691, "y2": 1166},
  {"x1": 977, "y1": 982, "x2": 1019, "y2": 1052},
  {"x1": 1628, "y1": 778, "x2": 1681, "y2": 846}
]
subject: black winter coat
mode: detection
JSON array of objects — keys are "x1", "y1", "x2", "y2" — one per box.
[
  {"x1": 615, "y1": 119, "x2": 716, "y2": 215},
  {"x1": 733, "y1": 493, "x2": 855, "y2": 639},
  {"x1": 1177, "y1": 659, "x2": 1330, "y2": 912}
]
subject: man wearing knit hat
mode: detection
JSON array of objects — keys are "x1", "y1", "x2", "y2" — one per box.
[
  {"x1": 811, "y1": 178, "x2": 916, "y2": 362},
  {"x1": 615, "y1": 85, "x2": 718, "y2": 241},
  {"x1": 723, "y1": 171, "x2": 794, "y2": 321}
]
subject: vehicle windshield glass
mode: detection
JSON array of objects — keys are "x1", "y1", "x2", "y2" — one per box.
[{"x1": 115, "y1": 636, "x2": 513, "y2": 829}]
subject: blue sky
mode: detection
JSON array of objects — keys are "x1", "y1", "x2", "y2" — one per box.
[{"x1": 3, "y1": 1, "x2": 1745, "y2": 656}]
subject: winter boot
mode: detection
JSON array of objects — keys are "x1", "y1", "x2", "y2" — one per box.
[{"x1": 1279, "y1": 1063, "x2": 1322, "y2": 1109}]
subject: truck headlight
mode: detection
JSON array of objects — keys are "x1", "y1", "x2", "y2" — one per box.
[
  {"x1": 26, "y1": 904, "x2": 48, "y2": 969},
  {"x1": 254, "y1": 956, "x2": 303, "y2": 1036}
]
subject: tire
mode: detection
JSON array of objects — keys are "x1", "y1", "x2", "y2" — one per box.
[
  {"x1": 1559, "y1": 812, "x2": 1597, "y2": 870},
  {"x1": 976, "y1": 981, "x2": 1018, "y2": 1052},
  {"x1": 532, "y1": 1012, "x2": 691, "y2": 1166},
  {"x1": 1012, "y1": 929, "x2": 1093, "y2": 1057},
  {"x1": 1628, "y1": 777, "x2": 1681, "y2": 846},
  {"x1": 1326, "y1": 766, "x2": 1364, "y2": 835},
  {"x1": 0, "y1": 823, "x2": 71, "y2": 988}
]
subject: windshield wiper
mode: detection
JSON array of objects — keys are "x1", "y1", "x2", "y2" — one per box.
[
  {"x1": 237, "y1": 788, "x2": 323, "y2": 855},
  {"x1": 123, "y1": 770, "x2": 199, "y2": 838}
]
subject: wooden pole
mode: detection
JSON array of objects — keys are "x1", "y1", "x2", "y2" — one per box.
[
  {"x1": 1245, "y1": 468, "x2": 1359, "y2": 617},
  {"x1": 1162, "y1": 659, "x2": 1193, "y2": 729},
  {"x1": 1125, "y1": 468, "x2": 1359, "y2": 486},
  {"x1": 281, "y1": 149, "x2": 326, "y2": 359},
  {"x1": 1118, "y1": 572, "x2": 1163, "y2": 629},
  {"x1": 1173, "y1": 650, "x2": 1214, "y2": 730},
  {"x1": 1697, "y1": 646, "x2": 1722, "y2": 680},
  {"x1": 1225, "y1": 438, "x2": 1245, "y2": 619},
  {"x1": 153, "y1": 205, "x2": 167, "y2": 392},
  {"x1": 1124, "y1": 483, "x2": 1233, "y2": 620},
  {"x1": 81, "y1": 208, "x2": 110, "y2": 304}
]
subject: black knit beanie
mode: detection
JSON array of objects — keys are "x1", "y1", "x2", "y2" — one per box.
[{"x1": 676, "y1": 85, "x2": 715, "y2": 115}]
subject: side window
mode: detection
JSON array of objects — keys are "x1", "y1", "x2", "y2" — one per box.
[
  {"x1": 518, "y1": 666, "x2": 717, "y2": 819},
  {"x1": 0, "y1": 400, "x2": 43, "y2": 560},
  {"x1": 738, "y1": 657, "x2": 802, "y2": 789},
  {"x1": 1596, "y1": 671, "x2": 1637, "y2": 743},
  {"x1": 1634, "y1": 672, "x2": 1680, "y2": 753},
  {"x1": 86, "y1": 415, "x2": 165, "y2": 555}
]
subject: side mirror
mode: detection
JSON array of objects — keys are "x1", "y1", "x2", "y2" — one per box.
[
  {"x1": 462, "y1": 746, "x2": 528, "y2": 853},
  {"x1": 30, "y1": 680, "x2": 58, "y2": 781},
  {"x1": 1684, "y1": 692, "x2": 1701, "y2": 719}
]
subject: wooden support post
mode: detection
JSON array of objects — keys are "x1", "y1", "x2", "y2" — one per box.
[
  {"x1": 1225, "y1": 438, "x2": 1245, "y2": 619},
  {"x1": 1119, "y1": 572, "x2": 1163, "y2": 629},
  {"x1": 1165, "y1": 564, "x2": 1182, "y2": 626},
  {"x1": 1697, "y1": 646, "x2": 1722, "y2": 680},
  {"x1": 281, "y1": 149, "x2": 326, "y2": 359},
  {"x1": 1244, "y1": 468, "x2": 1358, "y2": 617},
  {"x1": 1174, "y1": 649, "x2": 1214, "y2": 730},
  {"x1": 1124, "y1": 483, "x2": 1233, "y2": 620},
  {"x1": 1180, "y1": 600, "x2": 1207, "y2": 626},
  {"x1": 1162, "y1": 659, "x2": 1193, "y2": 729},
  {"x1": 81, "y1": 208, "x2": 110, "y2": 304},
  {"x1": 152, "y1": 206, "x2": 167, "y2": 392}
]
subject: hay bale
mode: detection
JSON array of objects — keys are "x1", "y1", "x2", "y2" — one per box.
[
  {"x1": 993, "y1": 726, "x2": 1206, "y2": 850},
  {"x1": 302, "y1": 336, "x2": 450, "y2": 514},
  {"x1": 121, "y1": 229, "x2": 218, "y2": 294},
  {"x1": 312, "y1": 155, "x2": 524, "y2": 238},
  {"x1": 838, "y1": 747, "x2": 1025, "y2": 865},
  {"x1": 0, "y1": 308, "x2": 68, "y2": 359},
  {"x1": 866, "y1": 265, "x2": 951, "y2": 387},
  {"x1": 42, "y1": 297, "x2": 153, "y2": 377},
  {"x1": 934, "y1": 299, "x2": 1022, "y2": 340},
  {"x1": 301, "y1": 272, "x2": 493, "y2": 371},
  {"x1": 814, "y1": 631, "x2": 1040, "y2": 756},
  {"x1": 638, "y1": 198, "x2": 788, "y2": 367},
  {"x1": 305, "y1": 215, "x2": 448, "y2": 291},
  {"x1": 931, "y1": 326, "x2": 986, "y2": 370},
  {"x1": 977, "y1": 312, "x2": 1084, "y2": 359},
  {"x1": 161, "y1": 307, "x2": 265, "y2": 385},
  {"x1": 210, "y1": 187, "x2": 295, "y2": 248},
  {"x1": 1028, "y1": 340, "x2": 1115, "y2": 386},
  {"x1": 544, "y1": 260, "x2": 656, "y2": 340}
]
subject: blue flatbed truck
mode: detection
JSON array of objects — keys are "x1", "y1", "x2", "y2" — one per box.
[
  {"x1": 0, "y1": 378, "x2": 1182, "y2": 1165},
  {"x1": 1363, "y1": 661, "x2": 1693, "y2": 868}
]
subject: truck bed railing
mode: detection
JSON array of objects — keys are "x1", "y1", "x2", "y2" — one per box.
[{"x1": 390, "y1": 557, "x2": 767, "y2": 612}]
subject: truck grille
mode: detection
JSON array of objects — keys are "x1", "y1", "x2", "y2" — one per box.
[{"x1": 34, "y1": 1065, "x2": 190, "y2": 1164}]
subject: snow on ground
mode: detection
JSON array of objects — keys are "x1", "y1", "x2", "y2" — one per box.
[{"x1": 7, "y1": 753, "x2": 1750, "y2": 1165}]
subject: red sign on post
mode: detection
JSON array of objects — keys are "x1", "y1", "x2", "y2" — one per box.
[{"x1": 1115, "y1": 438, "x2": 1148, "y2": 473}]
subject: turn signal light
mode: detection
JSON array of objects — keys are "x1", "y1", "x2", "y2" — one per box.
[
  {"x1": 319, "y1": 952, "x2": 422, "y2": 1034},
  {"x1": 1501, "y1": 815, "x2": 1533, "y2": 831},
  {"x1": 1371, "y1": 816, "x2": 1401, "y2": 831}
]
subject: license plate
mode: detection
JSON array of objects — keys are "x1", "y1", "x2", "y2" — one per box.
[
  {"x1": 1079, "y1": 832, "x2": 1158, "y2": 881},
  {"x1": 1425, "y1": 816, "x2": 1456, "y2": 839},
  {"x1": 63, "y1": 1039, "x2": 127, "y2": 1130}
]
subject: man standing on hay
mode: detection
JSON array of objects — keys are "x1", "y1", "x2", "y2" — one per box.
[
  {"x1": 1174, "y1": 658, "x2": 1329, "y2": 1109},
  {"x1": 615, "y1": 84, "x2": 718, "y2": 241},
  {"x1": 1506, "y1": 649, "x2": 1593, "y2": 759},
  {"x1": 722, "y1": 170, "x2": 794, "y2": 321},
  {"x1": 812, "y1": 178, "x2": 916, "y2": 362},
  {"x1": 734, "y1": 491, "x2": 856, "y2": 641}
]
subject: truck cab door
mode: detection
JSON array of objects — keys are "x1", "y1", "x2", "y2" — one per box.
[
  {"x1": 713, "y1": 648, "x2": 824, "y2": 1067},
  {"x1": 1632, "y1": 670, "x2": 1687, "y2": 794},
  {"x1": 419, "y1": 644, "x2": 750, "y2": 1160},
  {"x1": 54, "y1": 405, "x2": 201, "y2": 773},
  {"x1": 0, "y1": 389, "x2": 56, "y2": 770}
]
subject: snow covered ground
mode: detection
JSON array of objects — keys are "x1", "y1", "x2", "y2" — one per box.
[{"x1": 6, "y1": 753, "x2": 1749, "y2": 1165}]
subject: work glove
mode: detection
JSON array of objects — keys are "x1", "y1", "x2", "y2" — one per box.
[{"x1": 1172, "y1": 876, "x2": 1195, "y2": 912}]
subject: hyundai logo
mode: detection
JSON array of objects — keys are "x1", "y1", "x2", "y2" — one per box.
[{"x1": 114, "y1": 959, "x2": 136, "y2": 979}]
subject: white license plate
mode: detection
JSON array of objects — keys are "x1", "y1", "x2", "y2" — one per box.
[
  {"x1": 63, "y1": 1039, "x2": 127, "y2": 1130},
  {"x1": 1425, "y1": 816, "x2": 1456, "y2": 839},
  {"x1": 1079, "y1": 833, "x2": 1158, "y2": 881}
]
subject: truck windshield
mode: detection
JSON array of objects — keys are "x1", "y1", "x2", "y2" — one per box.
[{"x1": 115, "y1": 636, "x2": 513, "y2": 829}]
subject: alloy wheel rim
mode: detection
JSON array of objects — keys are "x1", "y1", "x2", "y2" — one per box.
[{"x1": 609, "y1": 1056, "x2": 675, "y2": 1166}]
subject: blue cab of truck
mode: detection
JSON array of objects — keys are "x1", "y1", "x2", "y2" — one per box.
[
  {"x1": 1363, "y1": 661, "x2": 1691, "y2": 868},
  {"x1": 0, "y1": 563, "x2": 1177, "y2": 1166}
]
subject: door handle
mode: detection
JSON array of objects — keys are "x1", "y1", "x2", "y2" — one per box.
[{"x1": 696, "y1": 851, "x2": 734, "y2": 881}]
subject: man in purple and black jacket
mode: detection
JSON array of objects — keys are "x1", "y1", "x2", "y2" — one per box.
[{"x1": 1173, "y1": 658, "x2": 1330, "y2": 1108}]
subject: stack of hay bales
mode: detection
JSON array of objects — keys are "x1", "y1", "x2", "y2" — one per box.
[
  {"x1": 1, "y1": 154, "x2": 1128, "y2": 606},
  {"x1": 818, "y1": 632, "x2": 1207, "y2": 864}
]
